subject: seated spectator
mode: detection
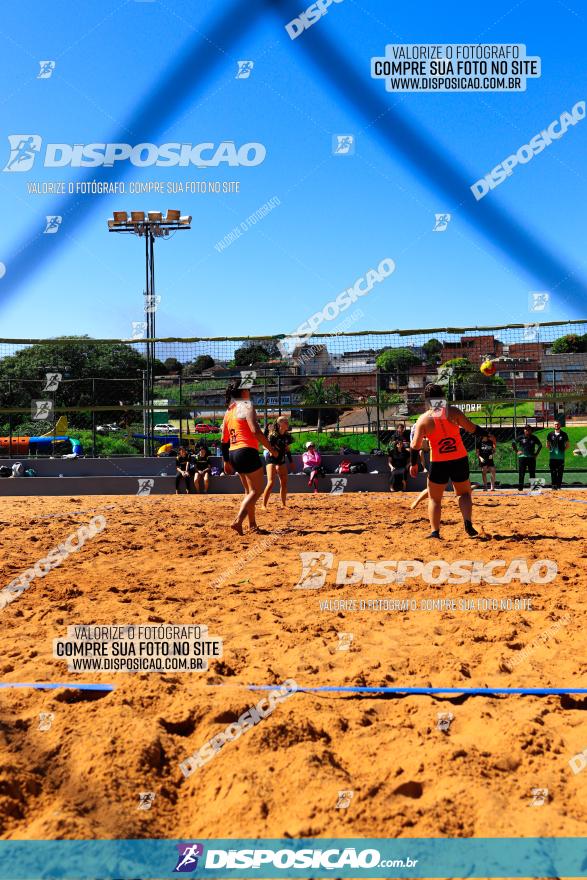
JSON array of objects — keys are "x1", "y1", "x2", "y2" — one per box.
[
  {"x1": 392, "y1": 423, "x2": 410, "y2": 449},
  {"x1": 302, "y1": 442, "x2": 324, "y2": 493},
  {"x1": 191, "y1": 446, "x2": 211, "y2": 494},
  {"x1": 388, "y1": 439, "x2": 409, "y2": 491},
  {"x1": 175, "y1": 446, "x2": 191, "y2": 494}
]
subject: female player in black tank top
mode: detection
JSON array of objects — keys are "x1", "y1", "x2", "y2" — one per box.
[{"x1": 262, "y1": 416, "x2": 293, "y2": 508}]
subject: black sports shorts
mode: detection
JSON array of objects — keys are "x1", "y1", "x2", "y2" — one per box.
[
  {"x1": 479, "y1": 458, "x2": 495, "y2": 468},
  {"x1": 229, "y1": 447, "x2": 262, "y2": 474},
  {"x1": 428, "y1": 455, "x2": 470, "y2": 485}
]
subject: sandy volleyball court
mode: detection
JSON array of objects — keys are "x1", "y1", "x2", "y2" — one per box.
[{"x1": 0, "y1": 492, "x2": 585, "y2": 842}]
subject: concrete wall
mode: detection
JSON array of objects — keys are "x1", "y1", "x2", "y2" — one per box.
[
  {"x1": 0, "y1": 454, "x2": 428, "y2": 496},
  {"x1": 0, "y1": 453, "x2": 388, "y2": 478}
]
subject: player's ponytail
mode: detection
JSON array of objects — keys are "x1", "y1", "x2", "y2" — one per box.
[{"x1": 225, "y1": 378, "x2": 243, "y2": 407}]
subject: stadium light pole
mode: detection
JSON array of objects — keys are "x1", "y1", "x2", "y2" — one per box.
[{"x1": 107, "y1": 210, "x2": 192, "y2": 455}]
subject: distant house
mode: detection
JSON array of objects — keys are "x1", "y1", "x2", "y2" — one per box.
[
  {"x1": 330, "y1": 350, "x2": 378, "y2": 374},
  {"x1": 440, "y1": 334, "x2": 503, "y2": 364},
  {"x1": 540, "y1": 351, "x2": 587, "y2": 393},
  {"x1": 291, "y1": 344, "x2": 331, "y2": 375}
]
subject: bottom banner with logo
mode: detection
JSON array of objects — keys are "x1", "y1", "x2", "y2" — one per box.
[{"x1": 0, "y1": 838, "x2": 585, "y2": 878}]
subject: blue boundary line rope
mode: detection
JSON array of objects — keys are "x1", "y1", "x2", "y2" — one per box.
[
  {"x1": 243, "y1": 685, "x2": 587, "y2": 695},
  {"x1": 0, "y1": 683, "x2": 115, "y2": 691}
]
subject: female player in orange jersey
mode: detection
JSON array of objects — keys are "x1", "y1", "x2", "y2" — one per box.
[
  {"x1": 409, "y1": 384, "x2": 486, "y2": 539},
  {"x1": 221, "y1": 379, "x2": 276, "y2": 535}
]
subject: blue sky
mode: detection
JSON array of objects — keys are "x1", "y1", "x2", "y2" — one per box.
[{"x1": 0, "y1": 0, "x2": 585, "y2": 341}]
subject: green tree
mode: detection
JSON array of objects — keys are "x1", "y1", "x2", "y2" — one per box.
[
  {"x1": 422, "y1": 338, "x2": 443, "y2": 363},
  {"x1": 0, "y1": 337, "x2": 148, "y2": 429},
  {"x1": 301, "y1": 377, "x2": 336, "y2": 432},
  {"x1": 164, "y1": 357, "x2": 183, "y2": 374},
  {"x1": 233, "y1": 341, "x2": 280, "y2": 367},
  {"x1": 184, "y1": 355, "x2": 215, "y2": 376},
  {"x1": 550, "y1": 334, "x2": 587, "y2": 353},
  {"x1": 361, "y1": 390, "x2": 402, "y2": 432},
  {"x1": 440, "y1": 357, "x2": 507, "y2": 401},
  {"x1": 376, "y1": 348, "x2": 421, "y2": 386}
]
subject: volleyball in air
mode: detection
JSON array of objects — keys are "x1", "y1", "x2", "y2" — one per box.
[{"x1": 480, "y1": 359, "x2": 496, "y2": 377}]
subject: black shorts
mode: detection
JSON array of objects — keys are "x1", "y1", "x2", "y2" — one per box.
[
  {"x1": 428, "y1": 455, "x2": 470, "y2": 485},
  {"x1": 479, "y1": 458, "x2": 495, "y2": 468},
  {"x1": 229, "y1": 447, "x2": 262, "y2": 475},
  {"x1": 265, "y1": 453, "x2": 287, "y2": 467}
]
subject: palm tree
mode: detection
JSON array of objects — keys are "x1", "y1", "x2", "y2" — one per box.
[
  {"x1": 327, "y1": 383, "x2": 353, "y2": 432},
  {"x1": 301, "y1": 379, "x2": 352, "y2": 432},
  {"x1": 301, "y1": 377, "x2": 330, "y2": 432}
]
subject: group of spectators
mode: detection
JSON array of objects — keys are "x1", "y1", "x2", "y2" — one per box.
[
  {"x1": 174, "y1": 444, "x2": 214, "y2": 494},
  {"x1": 170, "y1": 419, "x2": 572, "y2": 495},
  {"x1": 386, "y1": 421, "x2": 572, "y2": 492}
]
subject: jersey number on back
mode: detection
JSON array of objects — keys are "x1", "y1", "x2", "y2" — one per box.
[{"x1": 439, "y1": 437, "x2": 458, "y2": 455}]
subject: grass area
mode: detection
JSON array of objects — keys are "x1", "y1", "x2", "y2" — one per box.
[
  {"x1": 75, "y1": 429, "x2": 142, "y2": 456},
  {"x1": 524, "y1": 427, "x2": 586, "y2": 469},
  {"x1": 289, "y1": 431, "x2": 380, "y2": 454},
  {"x1": 469, "y1": 470, "x2": 587, "y2": 486},
  {"x1": 292, "y1": 427, "x2": 587, "y2": 470},
  {"x1": 473, "y1": 402, "x2": 535, "y2": 418}
]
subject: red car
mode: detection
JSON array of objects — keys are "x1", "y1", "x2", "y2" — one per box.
[{"x1": 194, "y1": 423, "x2": 217, "y2": 433}]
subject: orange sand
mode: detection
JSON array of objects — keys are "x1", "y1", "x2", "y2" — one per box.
[{"x1": 0, "y1": 492, "x2": 586, "y2": 842}]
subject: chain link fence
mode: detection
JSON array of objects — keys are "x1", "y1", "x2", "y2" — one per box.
[{"x1": 0, "y1": 319, "x2": 585, "y2": 460}]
